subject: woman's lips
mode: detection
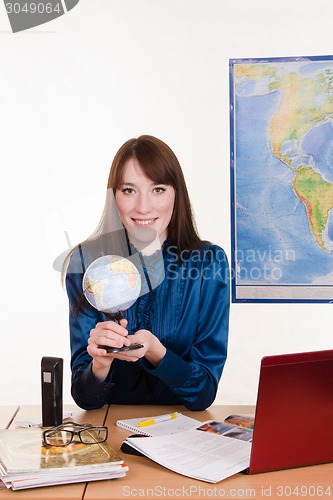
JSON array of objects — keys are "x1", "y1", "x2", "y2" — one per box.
[{"x1": 132, "y1": 218, "x2": 157, "y2": 226}]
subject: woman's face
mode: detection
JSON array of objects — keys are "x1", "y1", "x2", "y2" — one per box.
[{"x1": 115, "y1": 158, "x2": 175, "y2": 246}]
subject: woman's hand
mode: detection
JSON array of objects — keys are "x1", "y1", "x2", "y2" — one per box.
[
  {"x1": 118, "y1": 329, "x2": 167, "y2": 368},
  {"x1": 88, "y1": 322, "x2": 167, "y2": 381},
  {"x1": 88, "y1": 319, "x2": 130, "y2": 381}
]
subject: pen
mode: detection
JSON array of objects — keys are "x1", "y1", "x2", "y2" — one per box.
[{"x1": 137, "y1": 412, "x2": 181, "y2": 427}]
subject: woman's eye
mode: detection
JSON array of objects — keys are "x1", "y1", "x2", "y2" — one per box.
[
  {"x1": 154, "y1": 187, "x2": 166, "y2": 193},
  {"x1": 121, "y1": 188, "x2": 135, "y2": 194}
]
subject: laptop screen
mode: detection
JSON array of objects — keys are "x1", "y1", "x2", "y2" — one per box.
[{"x1": 248, "y1": 349, "x2": 333, "y2": 474}]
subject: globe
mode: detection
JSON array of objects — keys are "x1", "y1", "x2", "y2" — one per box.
[{"x1": 82, "y1": 255, "x2": 141, "y2": 315}]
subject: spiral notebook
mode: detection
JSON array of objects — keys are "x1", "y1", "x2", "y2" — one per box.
[{"x1": 116, "y1": 412, "x2": 200, "y2": 437}]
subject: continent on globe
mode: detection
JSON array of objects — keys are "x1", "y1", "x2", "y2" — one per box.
[
  {"x1": 82, "y1": 255, "x2": 141, "y2": 314},
  {"x1": 84, "y1": 280, "x2": 106, "y2": 309}
]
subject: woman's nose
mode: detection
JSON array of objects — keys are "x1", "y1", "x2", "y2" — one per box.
[{"x1": 135, "y1": 194, "x2": 151, "y2": 213}]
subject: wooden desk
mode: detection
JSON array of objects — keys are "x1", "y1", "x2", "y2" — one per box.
[
  {"x1": 1, "y1": 405, "x2": 332, "y2": 499},
  {"x1": 85, "y1": 405, "x2": 333, "y2": 500},
  {"x1": 0, "y1": 404, "x2": 108, "y2": 500}
]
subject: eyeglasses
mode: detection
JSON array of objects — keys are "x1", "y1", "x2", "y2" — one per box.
[{"x1": 43, "y1": 421, "x2": 108, "y2": 447}]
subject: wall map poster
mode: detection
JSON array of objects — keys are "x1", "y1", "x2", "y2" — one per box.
[{"x1": 230, "y1": 55, "x2": 333, "y2": 302}]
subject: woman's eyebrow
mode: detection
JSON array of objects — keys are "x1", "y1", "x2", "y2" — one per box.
[
  {"x1": 119, "y1": 182, "x2": 139, "y2": 188},
  {"x1": 120, "y1": 181, "x2": 165, "y2": 187}
]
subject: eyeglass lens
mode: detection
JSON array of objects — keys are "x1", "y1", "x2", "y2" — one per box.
[
  {"x1": 80, "y1": 428, "x2": 108, "y2": 444},
  {"x1": 44, "y1": 426, "x2": 108, "y2": 446}
]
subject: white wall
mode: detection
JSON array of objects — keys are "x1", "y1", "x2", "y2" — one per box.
[{"x1": 1, "y1": 0, "x2": 333, "y2": 407}]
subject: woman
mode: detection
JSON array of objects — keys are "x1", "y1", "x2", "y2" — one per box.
[{"x1": 65, "y1": 135, "x2": 230, "y2": 411}]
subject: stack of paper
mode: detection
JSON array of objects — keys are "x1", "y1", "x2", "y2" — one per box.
[{"x1": 0, "y1": 428, "x2": 128, "y2": 490}]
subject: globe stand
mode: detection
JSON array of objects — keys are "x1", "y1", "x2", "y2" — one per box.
[{"x1": 104, "y1": 310, "x2": 124, "y2": 324}]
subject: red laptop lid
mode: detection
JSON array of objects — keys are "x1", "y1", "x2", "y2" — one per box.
[{"x1": 248, "y1": 349, "x2": 333, "y2": 474}]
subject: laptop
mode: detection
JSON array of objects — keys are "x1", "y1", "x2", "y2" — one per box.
[{"x1": 248, "y1": 349, "x2": 333, "y2": 474}]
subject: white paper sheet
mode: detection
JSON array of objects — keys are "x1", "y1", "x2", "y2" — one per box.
[{"x1": 126, "y1": 426, "x2": 251, "y2": 483}]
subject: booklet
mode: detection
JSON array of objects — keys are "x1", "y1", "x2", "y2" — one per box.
[
  {"x1": 116, "y1": 412, "x2": 201, "y2": 436},
  {"x1": 0, "y1": 427, "x2": 128, "y2": 490},
  {"x1": 124, "y1": 414, "x2": 254, "y2": 483}
]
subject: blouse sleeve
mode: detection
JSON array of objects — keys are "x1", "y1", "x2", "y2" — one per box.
[{"x1": 140, "y1": 246, "x2": 230, "y2": 411}]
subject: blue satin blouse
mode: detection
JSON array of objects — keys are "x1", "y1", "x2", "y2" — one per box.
[{"x1": 66, "y1": 240, "x2": 230, "y2": 411}]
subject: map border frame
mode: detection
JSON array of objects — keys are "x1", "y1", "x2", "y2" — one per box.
[{"x1": 230, "y1": 54, "x2": 333, "y2": 303}]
